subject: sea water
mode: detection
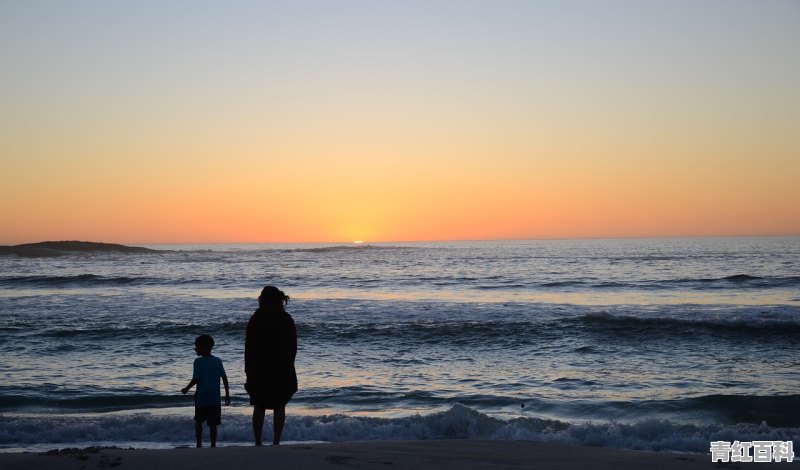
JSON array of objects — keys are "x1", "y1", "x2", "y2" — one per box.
[{"x1": 1, "y1": 237, "x2": 798, "y2": 452}]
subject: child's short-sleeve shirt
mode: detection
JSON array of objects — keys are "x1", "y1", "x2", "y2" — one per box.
[{"x1": 192, "y1": 355, "x2": 226, "y2": 406}]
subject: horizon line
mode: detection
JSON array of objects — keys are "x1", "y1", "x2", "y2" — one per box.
[{"x1": 4, "y1": 233, "x2": 799, "y2": 247}]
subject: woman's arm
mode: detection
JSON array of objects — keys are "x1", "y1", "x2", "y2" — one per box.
[
  {"x1": 244, "y1": 315, "x2": 254, "y2": 375},
  {"x1": 289, "y1": 316, "x2": 297, "y2": 360}
]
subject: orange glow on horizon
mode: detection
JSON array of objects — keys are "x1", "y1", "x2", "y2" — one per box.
[{"x1": 1, "y1": 2, "x2": 798, "y2": 245}]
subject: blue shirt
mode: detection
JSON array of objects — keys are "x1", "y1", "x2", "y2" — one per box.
[{"x1": 192, "y1": 355, "x2": 226, "y2": 406}]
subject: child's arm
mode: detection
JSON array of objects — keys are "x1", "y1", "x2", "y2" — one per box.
[
  {"x1": 222, "y1": 374, "x2": 231, "y2": 406},
  {"x1": 181, "y1": 379, "x2": 197, "y2": 395}
]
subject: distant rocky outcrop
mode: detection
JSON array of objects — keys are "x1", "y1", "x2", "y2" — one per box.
[{"x1": 0, "y1": 241, "x2": 161, "y2": 258}]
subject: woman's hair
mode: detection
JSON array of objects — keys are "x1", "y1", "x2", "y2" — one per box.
[{"x1": 258, "y1": 285, "x2": 290, "y2": 308}]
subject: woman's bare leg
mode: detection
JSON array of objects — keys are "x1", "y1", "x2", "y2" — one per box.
[
  {"x1": 252, "y1": 406, "x2": 266, "y2": 446},
  {"x1": 273, "y1": 407, "x2": 286, "y2": 445},
  {"x1": 195, "y1": 420, "x2": 203, "y2": 448}
]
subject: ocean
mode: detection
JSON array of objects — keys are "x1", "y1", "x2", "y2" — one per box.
[{"x1": 1, "y1": 237, "x2": 798, "y2": 453}]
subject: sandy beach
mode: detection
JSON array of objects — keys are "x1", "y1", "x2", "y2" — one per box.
[{"x1": 0, "y1": 440, "x2": 721, "y2": 469}]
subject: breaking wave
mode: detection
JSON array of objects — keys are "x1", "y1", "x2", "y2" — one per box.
[
  {"x1": 1, "y1": 404, "x2": 798, "y2": 453},
  {"x1": 0, "y1": 275, "x2": 165, "y2": 288}
]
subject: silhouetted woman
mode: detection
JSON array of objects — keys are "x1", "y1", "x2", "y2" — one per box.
[{"x1": 245, "y1": 285, "x2": 297, "y2": 445}]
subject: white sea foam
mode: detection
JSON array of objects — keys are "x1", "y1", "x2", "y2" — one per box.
[{"x1": 1, "y1": 405, "x2": 798, "y2": 454}]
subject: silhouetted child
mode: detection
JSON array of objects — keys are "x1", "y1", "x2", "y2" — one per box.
[{"x1": 181, "y1": 334, "x2": 231, "y2": 448}]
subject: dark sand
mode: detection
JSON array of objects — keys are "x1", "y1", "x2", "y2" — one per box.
[{"x1": 0, "y1": 440, "x2": 724, "y2": 469}]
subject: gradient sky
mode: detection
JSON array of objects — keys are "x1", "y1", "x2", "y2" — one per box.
[{"x1": 2, "y1": 0, "x2": 799, "y2": 244}]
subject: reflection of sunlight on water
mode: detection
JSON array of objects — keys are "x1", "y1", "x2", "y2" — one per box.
[
  {"x1": 7, "y1": 285, "x2": 797, "y2": 306},
  {"x1": 288, "y1": 288, "x2": 799, "y2": 306}
]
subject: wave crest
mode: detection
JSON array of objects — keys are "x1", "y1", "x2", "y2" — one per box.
[
  {"x1": 576, "y1": 310, "x2": 800, "y2": 333},
  {"x1": 2, "y1": 404, "x2": 798, "y2": 453}
]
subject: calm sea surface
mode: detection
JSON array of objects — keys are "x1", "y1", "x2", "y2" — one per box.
[{"x1": 1, "y1": 237, "x2": 798, "y2": 452}]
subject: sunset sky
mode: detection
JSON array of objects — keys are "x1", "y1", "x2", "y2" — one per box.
[{"x1": 2, "y1": 0, "x2": 798, "y2": 244}]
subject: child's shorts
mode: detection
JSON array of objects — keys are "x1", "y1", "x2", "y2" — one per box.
[{"x1": 194, "y1": 405, "x2": 221, "y2": 426}]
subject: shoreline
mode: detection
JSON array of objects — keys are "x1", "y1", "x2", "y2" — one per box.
[{"x1": 0, "y1": 440, "x2": 719, "y2": 469}]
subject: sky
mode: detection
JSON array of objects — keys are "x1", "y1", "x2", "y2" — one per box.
[{"x1": 1, "y1": 0, "x2": 799, "y2": 244}]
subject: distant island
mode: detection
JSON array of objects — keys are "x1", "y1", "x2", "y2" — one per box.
[{"x1": 0, "y1": 241, "x2": 161, "y2": 258}]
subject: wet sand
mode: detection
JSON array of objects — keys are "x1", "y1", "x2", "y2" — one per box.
[{"x1": 0, "y1": 439, "x2": 720, "y2": 469}]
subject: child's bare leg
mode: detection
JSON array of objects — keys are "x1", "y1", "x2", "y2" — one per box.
[
  {"x1": 273, "y1": 407, "x2": 286, "y2": 446},
  {"x1": 209, "y1": 424, "x2": 217, "y2": 447},
  {"x1": 195, "y1": 420, "x2": 203, "y2": 448},
  {"x1": 252, "y1": 406, "x2": 266, "y2": 446}
]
